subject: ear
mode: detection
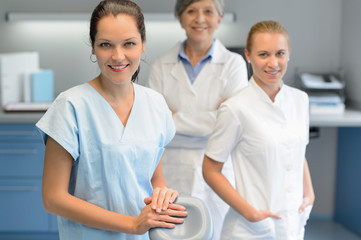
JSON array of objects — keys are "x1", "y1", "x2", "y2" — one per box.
[
  {"x1": 142, "y1": 42, "x2": 145, "y2": 53},
  {"x1": 213, "y1": 15, "x2": 222, "y2": 31},
  {"x1": 92, "y1": 48, "x2": 95, "y2": 55},
  {"x1": 179, "y1": 19, "x2": 185, "y2": 30},
  {"x1": 217, "y1": 15, "x2": 222, "y2": 25},
  {"x1": 245, "y1": 48, "x2": 251, "y2": 63}
]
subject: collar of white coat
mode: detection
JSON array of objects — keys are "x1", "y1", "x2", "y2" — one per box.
[
  {"x1": 162, "y1": 39, "x2": 229, "y2": 64},
  {"x1": 178, "y1": 39, "x2": 215, "y2": 63},
  {"x1": 249, "y1": 76, "x2": 285, "y2": 105}
]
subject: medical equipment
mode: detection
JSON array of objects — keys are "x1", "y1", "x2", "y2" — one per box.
[{"x1": 149, "y1": 196, "x2": 213, "y2": 240}]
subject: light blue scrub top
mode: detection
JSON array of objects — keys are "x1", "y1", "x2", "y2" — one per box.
[{"x1": 36, "y1": 83, "x2": 175, "y2": 240}]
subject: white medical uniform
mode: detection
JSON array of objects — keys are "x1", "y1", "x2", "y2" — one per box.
[
  {"x1": 205, "y1": 78, "x2": 312, "y2": 240},
  {"x1": 36, "y1": 83, "x2": 175, "y2": 240},
  {"x1": 147, "y1": 39, "x2": 248, "y2": 240}
]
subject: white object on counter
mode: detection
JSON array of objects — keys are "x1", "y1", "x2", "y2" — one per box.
[
  {"x1": 300, "y1": 73, "x2": 344, "y2": 89},
  {"x1": 0, "y1": 52, "x2": 39, "y2": 106}
]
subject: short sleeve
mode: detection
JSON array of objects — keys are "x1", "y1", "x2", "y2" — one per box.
[
  {"x1": 36, "y1": 93, "x2": 80, "y2": 160},
  {"x1": 205, "y1": 102, "x2": 242, "y2": 162},
  {"x1": 303, "y1": 92, "x2": 310, "y2": 145}
]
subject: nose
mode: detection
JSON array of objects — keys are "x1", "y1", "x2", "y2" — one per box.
[
  {"x1": 195, "y1": 11, "x2": 205, "y2": 23},
  {"x1": 112, "y1": 46, "x2": 125, "y2": 61},
  {"x1": 268, "y1": 55, "x2": 278, "y2": 68}
]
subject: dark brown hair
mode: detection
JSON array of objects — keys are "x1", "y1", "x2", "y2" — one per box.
[{"x1": 89, "y1": 0, "x2": 145, "y2": 82}]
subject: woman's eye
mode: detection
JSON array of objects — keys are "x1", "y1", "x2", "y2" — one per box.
[
  {"x1": 100, "y1": 42, "x2": 110, "y2": 47},
  {"x1": 278, "y1": 51, "x2": 286, "y2": 56},
  {"x1": 125, "y1": 42, "x2": 135, "y2": 47},
  {"x1": 259, "y1": 53, "x2": 268, "y2": 57}
]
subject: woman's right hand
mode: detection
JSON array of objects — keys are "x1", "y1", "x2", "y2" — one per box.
[
  {"x1": 133, "y1": 203, "x2": 187, "y2": 235},
  {"x1": 245, "y1": 209, "x2": 281, "y2": 223}
]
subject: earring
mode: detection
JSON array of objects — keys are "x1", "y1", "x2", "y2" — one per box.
[
  {"x1": 90, "y1": 54, "x2": 97, "y2": 63},
  {"x1": 140, "y1": 52, "x2": 147, "y2": 62}
]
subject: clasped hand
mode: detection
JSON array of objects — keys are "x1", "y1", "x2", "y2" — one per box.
[{"x1": 134, "y1": 187, "x2": 187, "y2": 234}]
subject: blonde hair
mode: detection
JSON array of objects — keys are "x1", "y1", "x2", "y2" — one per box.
[{"x1": 246, "y1": 20, "x2": 290, "y2": 53}]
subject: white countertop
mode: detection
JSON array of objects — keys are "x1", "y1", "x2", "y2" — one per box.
[
  {"x1": 310, "y1": 108, "x2": 361, "y2": 127},
  {"x1": 1, "y1": 108, "x2": 361, "y2": 127}
]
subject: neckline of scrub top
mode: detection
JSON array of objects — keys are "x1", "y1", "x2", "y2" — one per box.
[
  {"x1": 85, "y1": 82, "x2": 137, "y2": 139},
  {"x1": 249, "y1": 77, "x2": 285, "y2": 105}
]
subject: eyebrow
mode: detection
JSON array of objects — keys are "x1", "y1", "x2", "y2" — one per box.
[
  {"x1": 256, "y1": 49, "x2": 288, "y2": 52},
  {"x1": 95, "y1": 37, "x2": 139, "y2": 42}
]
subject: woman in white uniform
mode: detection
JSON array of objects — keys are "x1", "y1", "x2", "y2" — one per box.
[
  {"x1": 203, "y1": 20, "x2": 315, "y2": 239},
  {"x1": 36, "y1": 1, "x2": 187, "y2": 239},
  {"x1": 147, "y1": 1, "x2": 248, "y2": 239}
]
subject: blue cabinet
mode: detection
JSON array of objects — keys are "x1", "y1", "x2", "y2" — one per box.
[
  {"x1": 0, "y1": 179, "x2": 48, "y2": 231},
  {"x1": 0, "y1": 123, "x2": 58, "y2": 239},
  {"x1": 335, "y1": 127, "x2": 361, "y2": 237}
]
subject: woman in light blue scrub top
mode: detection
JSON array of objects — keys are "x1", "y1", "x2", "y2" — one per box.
[{"x1": 36, "y1": 1, "x2": 187, "y2": 239}]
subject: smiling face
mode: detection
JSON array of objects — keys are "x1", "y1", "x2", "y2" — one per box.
[
  {"x1": 92, "y1": 14, "x2": 145, "y2": 85},
  {"x1": 246, "y1": 32, "x2": 290, "y2": 92},
  {"x1": 179, "y1": 0, "x2": 221, "y2": 45}
]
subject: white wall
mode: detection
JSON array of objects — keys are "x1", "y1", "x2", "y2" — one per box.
[
  {"x1": 340, "y1": 0, "x2": 361, "y2": 109},
  {"x1": 0, "y1": 0, "x2": 343, "y2": 93}
]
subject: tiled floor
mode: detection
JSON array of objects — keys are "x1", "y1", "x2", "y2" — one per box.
[{"x1": 305, "y1": 219, "x2": 361, "y2": 240}]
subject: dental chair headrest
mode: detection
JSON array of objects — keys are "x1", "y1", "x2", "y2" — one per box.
[{"x1": 149, "y1": 196, "x2": 214, "y2": 240}]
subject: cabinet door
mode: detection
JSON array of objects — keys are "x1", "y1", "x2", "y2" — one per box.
[
  {"x1": 0, "y1": 123, "x2": 45, "y2": 177},
  {"x1": 0, "y1": 179, "x2": 49, "y2": 231},
  {"x1": 0, "y1": 124, "x2": 41, "y2": 141},
  {"x1": 335, "y1": 127, "x2": 361, "y2": 237},
  {"x1": 0, "y1": 142, "x2": 45, "y2": 177}
]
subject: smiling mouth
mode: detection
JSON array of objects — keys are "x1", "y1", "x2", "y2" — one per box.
[
  {"x1": 109, "y1": 65, "x2": 128, "y2": 70},
  {"x1": 193, "y1": 27, "x2": 207, "y2": 31},
  {"x1": 266, "y1": 71, "x2": 279, "y2": 74}
]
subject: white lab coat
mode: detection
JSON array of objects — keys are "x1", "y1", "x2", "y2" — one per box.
[
  {"x1": 206, "y1": 78, "x2": 312, "y2": 239},
  {"x1": 147, "y1": 39, "x2": 248, "y2": 240}
]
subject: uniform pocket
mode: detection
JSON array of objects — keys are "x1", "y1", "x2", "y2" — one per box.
[
  {"x1": 299, "y1": 205, "x2": 313, "y2": 230},
  {"x1": 247, "y1": 218, "x2": 273, "y2": 235},
  {"x1": 238, "y1": 215, "x2": 274, "y2": 237}
]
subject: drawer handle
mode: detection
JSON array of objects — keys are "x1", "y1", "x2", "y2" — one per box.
[
  {"x1": 0, "y1": 130, "x2": 37, "y2": 136},
  {"x1": 0, "y1": 149, "x2": 37, "y2": 154},
  {"x1": 0, "y1": 186, "x2": 38, "y2": 191}
]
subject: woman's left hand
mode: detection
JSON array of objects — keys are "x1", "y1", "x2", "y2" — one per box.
[
  {"x1": 298, "y1": 195, "x2": 315, "y2": 213},
  {"x1": 299, "y1": 158, "x2": 315, "y2": 213},
  {"x1": 144, "y1": 187, "x2": 179, "y2": 213}
]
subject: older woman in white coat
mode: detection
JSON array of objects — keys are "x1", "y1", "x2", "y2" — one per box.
[{"x1": 147, "y1": 0, "x2": 248, "y2": 239}]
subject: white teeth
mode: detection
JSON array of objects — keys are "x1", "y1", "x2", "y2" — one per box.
[{"x1": 110, "y1": 65, "x2": 126, "y2": 70}]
